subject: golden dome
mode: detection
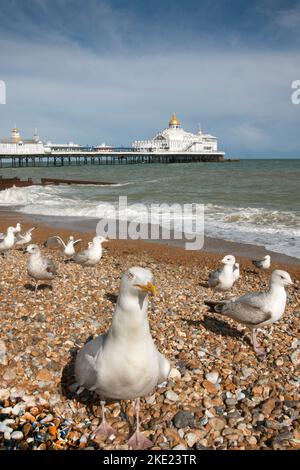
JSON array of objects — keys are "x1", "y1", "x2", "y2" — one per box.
[
  {"x1": 12, "y1": 127, "x2": 20, "y2": 132},
  {"x1": 169, "y1": 113, "x2": 181, "y2": 127}
]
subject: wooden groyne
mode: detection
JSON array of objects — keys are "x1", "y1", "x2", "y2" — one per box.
[
  {"x1": 0, "y1": 176, "x2": 116, "y2": 191},
  {"x1": 40, "y1": 178, "x2": 114, "y2": 186}
]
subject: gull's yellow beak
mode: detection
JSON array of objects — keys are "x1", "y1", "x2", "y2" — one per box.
[{"x1": 135, "y1": 282, "x2": 156, "y2": 296}]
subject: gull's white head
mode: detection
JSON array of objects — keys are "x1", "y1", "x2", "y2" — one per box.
[
  {"x1": 270, "y1": 269, "x2": 293, "y2": 287},
  {"x1": 13, "y1": 223, "x2": 21, "y2": 233},
  {"x1": 7, "y1": 226, "x2": 16, "y2": 234},
  {"x1": 120, "y1": 266, "x2": 156, "y2": 298},
  {"x1": 93, "y1": 235, "x2": 108, "y2": 244},
  {"x1": 264, "y1": 255, "x2": 271, "y2": 261},
  {"x1": 26, "y1": 244, "x2": 40, "y2": 255},
  {"x1": 69, "y1": 236, "x2": 74, "y2": 242},
  {"x1": 221, "y1": 254, "x2": 236, "y2": 265}
]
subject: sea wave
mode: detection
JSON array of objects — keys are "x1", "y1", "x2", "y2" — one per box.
[{"x1": 0, "y1": 185, "x2": 299, "y2": 258}]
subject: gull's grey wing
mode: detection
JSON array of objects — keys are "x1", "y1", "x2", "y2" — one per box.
[
  {"x1": 44, "y1": 236, "x2": 65, "y2": 249},
  {"x1": 75, "y1": 334, "x2": 107, "y2": 390},
  {"x1": 43, "y1": 256, "x2": 57, "y2": 275},
  {"x1": 252, "y1": 259, "x2": 264, "y2": 268},
  {"x1": 73, "y1": 239, "x2": 82, "y2": 246},
  {"x1": 217, "y1": 293, "x2": 272, "y2": 326},
  {"x1": 208, "y1": 267, "x2": 222, "y2": 287},
  {"x1": 72, "y1": 249, "x2": 89, "y2": 264}
]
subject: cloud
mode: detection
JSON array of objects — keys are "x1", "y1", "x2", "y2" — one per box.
[{"x1": 0, "y1": 1, "x2": 299, "y2": 156}]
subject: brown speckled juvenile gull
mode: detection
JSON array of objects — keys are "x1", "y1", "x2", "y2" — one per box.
[{"x1": 26, "y1": 244, "x2": 57, "y2": 294}]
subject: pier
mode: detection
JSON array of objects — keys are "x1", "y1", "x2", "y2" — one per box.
[{"x1": 0, "y1": 150, "x2": 225, "y2": 168}]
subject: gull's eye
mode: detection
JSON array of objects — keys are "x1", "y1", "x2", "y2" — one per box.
[{"x1": 127, "y1": 272, "x2": 134, "y2": 280}]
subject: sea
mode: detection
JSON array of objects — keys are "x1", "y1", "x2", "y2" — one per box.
[{"x1": 0, "y1": 159, "x2": 299, "y2": 259}]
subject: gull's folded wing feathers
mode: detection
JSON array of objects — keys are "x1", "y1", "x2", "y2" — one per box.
[
  {"x1": 72, "y1": 249, "x2": 89, "y2": 263},
  {"x1": 220, "y1": 294, "x2": 272, "y2": 326},
  {"x1": 44, "y1": 257, "x2": 57, "y2": 275},
  {"x1": 208, "y1": 268, "x2": 222, "y2": 287},
  {"x1": 75, "y1": 335, "x2": 107, "y2": 390}
]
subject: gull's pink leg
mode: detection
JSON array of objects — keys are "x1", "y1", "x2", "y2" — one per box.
[
  {"x1": 127, "y1": 398, "x2": 153, "y2": 450},
  {"x1": 92, "y1": 401, "x2": 115, "y2": 439},
  {"x1": 251, "y1": 329, "x2": 266, "y2": 357}
]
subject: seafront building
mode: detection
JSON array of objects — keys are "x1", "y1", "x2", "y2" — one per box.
[
  {"x1": 0, "y1": 127, "x2": 44, "y2": 154},
  {"x1": 0, "y1": 116, "x2": 225, "y2": 167},
  {"x1": 132, "y1": 114, "x2": 218, "y2": 153}
]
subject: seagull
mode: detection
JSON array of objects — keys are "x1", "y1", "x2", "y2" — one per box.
[
  {"x1": 26, "y1": 244, "x2": 57, "y2": 295},
  {"x1": 233, "y1": 262, "x2": 240, "y2": 282},
  {"x1": 205, "y1": 269, "x2": 293, "y2": 356},
  {"x1": 74, "y1": 266, "x2": 171, "y2": 449},
  {"x1": 44, "y1": 235, "x2": 82, "y2": 258},
  {"x1": 208, "y1": 255, "x2": 237, "y2": 290},
  {"x1": 12, "y1": 223, "x2": 22, "y2": 234},
  {"x1": 16, "y1": 227, "x2": 36, "y2": 247},
  {"x1": 0, "y1": 226, "x2": 16, "y2": 256},
  {"x1": 252, "y1": 254, "x2": 271, "y2": 272},
  {"x1": 71, "y1": 235, "x2": 108, "y2": 266}
]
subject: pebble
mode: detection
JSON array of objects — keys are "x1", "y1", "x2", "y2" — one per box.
[
  {"x1": 209, "y1": 417, "x2": 226, "y2": 431},
  {"x1": 165, "y1": 391, "x2": 179, "y2": 402},
  {"x1": 173, "y1": 411, "x2": 194, "y2": 428},
  {"x1": 3, "y1": 370, "x2": 16, "y2": 381},
  {"x1": 203, "y1": 380, "x2": 217, "y2": 394},
  {"x1": 172, "y1": 444, "x2": 187, "y2": 450},
  {"x1": 205, "y1": 371, "x2": 219, "y2": 384},
  {"x1": 11, "y1": 431, "x2": 24, "y2": 440},
  {"x1": 0, "y1": 423, "x2": 13, "y2": 433},
  {"x1": 290, "y1": 350, "x2": 300, "y2": 366},
  {"x1": 185, "y1": 432, "x2": 198, "y2": 447},
  {"x1": 261, "y1": 398, "x2": 276, "y2": 416},
  {"x1": 169, "y1": 368, "x2": 181, "y2": 380},
  {"x1": 0, "y1": 339, "x2": 8, "y2": 366}
]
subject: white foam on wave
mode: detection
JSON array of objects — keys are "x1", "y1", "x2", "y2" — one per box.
[{"x1": 0, "y1": 185, "x2": 299, "y2": 259}]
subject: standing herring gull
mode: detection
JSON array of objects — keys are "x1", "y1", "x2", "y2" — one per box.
[
  {"x1": 205, "y1": 269, "x2": 293, "y2": 356},
  {"x1": 71, "y1": 235, "x2": 107, "y2": 266},
  {"x1": 0, "y1": 226, "x2": 16, "y2": 256},
  {"x1": 44, "y1": 235, "x2": 82, "y2": 258},
  {"x1": 26, "y1": 244, "x2": 57, "y2": 294},
  {"x1": 252, "y1": 255, "x2": 271, "y2": 279},
  {"x1": 208, "y1": 254, "x2": 237, "y2": 290},
  {"x1": 75, "y1": 266, "x2": 171, "y2": 449}
]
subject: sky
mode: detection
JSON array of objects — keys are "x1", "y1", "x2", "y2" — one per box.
[{"x1": 0, "y1": 0, "x2": 300, "y2": 157}]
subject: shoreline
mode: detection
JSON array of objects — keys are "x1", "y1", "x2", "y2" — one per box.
[{"x1": 0, "y1": 208, "x2": 299, "y2": 267}]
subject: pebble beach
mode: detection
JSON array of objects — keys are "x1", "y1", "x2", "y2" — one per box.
[{"x1": 0, "y1": 215, "x2": 299, "y2": 451}]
